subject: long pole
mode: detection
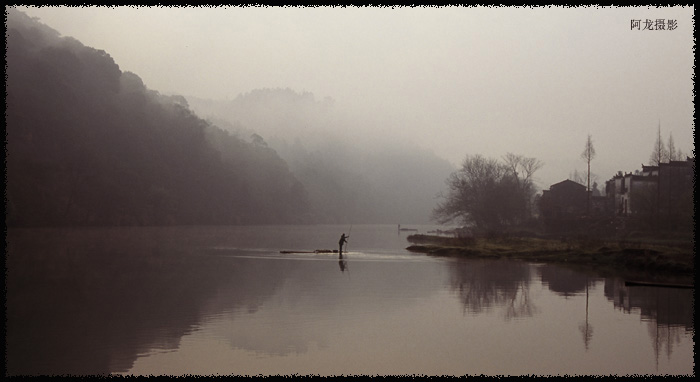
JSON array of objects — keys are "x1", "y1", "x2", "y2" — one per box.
[{"x1": 346, "y1": 225, "x2": 352, "y2": 253}]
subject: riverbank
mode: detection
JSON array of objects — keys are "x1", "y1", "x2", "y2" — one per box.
[{"x1": 405, "y1": 234, "x2": 694, "y2": 278}]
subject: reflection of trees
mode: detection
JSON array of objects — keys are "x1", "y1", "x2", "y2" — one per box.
[
  {"x1": 648, "y1": 319, "x2": 686, "y2": 372},
  {"x1": 643, "y1": 287, "x2": 692, "y2": 371},
  {"x1": 448, "y1": 259, "x2": 536, "y2": 319},
  {"x1": 604, "y1": 278, "x2": 693, "y2": 366},
  {"x1": 504, "y1": 283, "x2": 537, "y2": 320},
  {"x1": 7, "y1": 226, "x2": 446, "y2": 375},
  {"x1": 5, "y1": 228, "x2": 290, "y2": 376},
  {"x1": 578, "y1": 281, "x2": 593, "y2": 350}
]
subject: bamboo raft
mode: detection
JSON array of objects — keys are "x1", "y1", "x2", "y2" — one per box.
[{"x1": 280, "y1": 249, "x2": 338, "y2": 254}]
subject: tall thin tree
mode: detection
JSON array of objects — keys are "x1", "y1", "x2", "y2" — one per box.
[
  {"x1": 648, "y1": 122, "x2": 667, "y2": 230},
  {"x1": 667, "y1": 132, "x2": 684, "y2": 162},
  {"x1": 649, "y1": 122, "x2": 668, "y2": 166},
  {"x1": 667, "y1": 132, "x2": 677, "y2": 161},
  {"x1": 581, "y1": 134, "x2": 596, "y2": 215}
]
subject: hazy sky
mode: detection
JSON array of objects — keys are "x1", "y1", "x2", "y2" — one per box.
[{"x1": 13, "y1": 5, "x2": 695, "y2": 189}]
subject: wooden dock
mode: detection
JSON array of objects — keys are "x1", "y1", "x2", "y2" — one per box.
[{"x1": 624, "y1": 280, "x2": 693, "y2": 289}]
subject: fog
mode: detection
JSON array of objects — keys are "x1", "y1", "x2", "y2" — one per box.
[{"x1": 15, "y1": 5, "x2": 695, "y2": 189}]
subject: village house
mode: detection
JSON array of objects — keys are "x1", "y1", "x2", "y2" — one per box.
[
  {"x1": 539, "y1": 179, "x2": 610, "y2": 219},
  {"x1": 539, "y1": 179, "x2": 588, "y2": 222},
  {"x1": 657, "y1": 158, "x2": 695, "y2": 219},
  {"x1": 605, "y1": 170, "x2": 657, "y2": 216},
  {"x1": 537, "y1": 179, "x2": 609, "y2": 232},
  {"x1": 605, "y1": 157, "x2": 694, "y2": 221},
  {"x1": 538, "y1": 157, "x2": 693, "y2": 233}
]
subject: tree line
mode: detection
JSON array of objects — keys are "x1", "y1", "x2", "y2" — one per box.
[
  {"x1": 6, "y1": 9, "x2": 309, "y2": 227},
  {"x1": 435, "y1": 127, "x2": 691, "y2": 236},
  {"x1": 186, "y1": 87, "x2": 456, "y2": 225}
]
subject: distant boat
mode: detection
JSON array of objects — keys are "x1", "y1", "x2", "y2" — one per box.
[{"x1": 398, "y1": 224, "x2": 418, "y2": 232}]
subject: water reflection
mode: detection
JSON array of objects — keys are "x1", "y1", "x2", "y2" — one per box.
[
  {"x1": 578, "y1": 280, "x2": 594, "y2": 350},
  {"x1": 338, "y1": 252, "x2": 347, "y2": 273},
  {"x1": 447, "y1": 258, "x2": 537, "y2": 320},
  {"x1": 446, "y1": 256, "x2": 694, "y2": 362},
  {"x1": 538, "y1": 265, "x2": 597, "y2": 297},
  {"x1": 6, "y1": 227, "x2": 443, "y2": 375},
  {"x1": 537, "y1": 265, "x2": 598, "y2": 350},
  {"x1": 604, "y1": 279, "x2": 694, "y2": 330},
  {"x1": 5, "y1": 226, "x2": 695, "y2": 376},
  {"x1": 6, "y1": 228, "x2": 287, "y2": 375},
  {"x1": 604, "y1": 278, "x2": 694, "y2": 368}
]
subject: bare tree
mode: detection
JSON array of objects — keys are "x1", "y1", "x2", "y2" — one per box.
[
  {"x1": 667, "y1": 133, "x2": 677, "y2": 161},
  {"x1": 503, "y1": 153, "x2": 543, "y2": 216},
  {"x1": 667, "y1": 132, "x2": 684, "y2": 161},
  {"x1": 649, "y1": 123, "x2": 669, "y2": 166},
  {"x1": 648, "y1": 123, "x2": 668, "y2": 230},
  {"x1": 503, "y1": 153, "x2": 543, "y2": 185},
  {"x1": 433, "y1": 153, "x2": 542, "y2": 234},
  {"x1": 581, "y1": 134, "x2": 596, "y2": 215}
]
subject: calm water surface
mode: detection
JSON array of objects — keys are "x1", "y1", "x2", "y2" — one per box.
[{"x1": 5, "y1": 225, "x2": 694, "y2": 376}]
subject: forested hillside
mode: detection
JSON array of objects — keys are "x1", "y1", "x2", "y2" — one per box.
[
  {"x1": 5, "y1": 9, "x2": 309, "y2": 227},
  {"x1": 187, "y1": 89, "x2": 456, "y2": 224}
]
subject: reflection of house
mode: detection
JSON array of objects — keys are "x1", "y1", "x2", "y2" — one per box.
[
  {"x1": 604, "y1": 278, "x2": 694, "y2": 330},
  {"x1": 538, "y1": 264, "x2": 593, "y2": 297}
]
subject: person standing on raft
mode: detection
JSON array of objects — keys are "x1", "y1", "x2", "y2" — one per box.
[{"x1": 338, "y1": 233, "x2": 349, "y2": 255}]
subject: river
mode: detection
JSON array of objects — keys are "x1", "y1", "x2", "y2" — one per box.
[{"x1": 5, "y1": 224, "x2": 694, "y2": 376}]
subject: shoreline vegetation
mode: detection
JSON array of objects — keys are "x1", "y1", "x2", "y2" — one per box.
[{"x1": 405, "y1": 233, "x2": 694, "y2": 283}]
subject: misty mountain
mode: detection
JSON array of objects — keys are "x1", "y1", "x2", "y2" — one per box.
[
  {"x1": 187, "y1": 89, "x2": 456, "y2": 224},
  {"x1": 5, "y1": 9, "x2": 309, "y2": 227}
]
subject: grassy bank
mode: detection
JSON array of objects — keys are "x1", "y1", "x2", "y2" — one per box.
[{"x1": 405, "y1": 234, "x2": 695, "y2": 277}]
